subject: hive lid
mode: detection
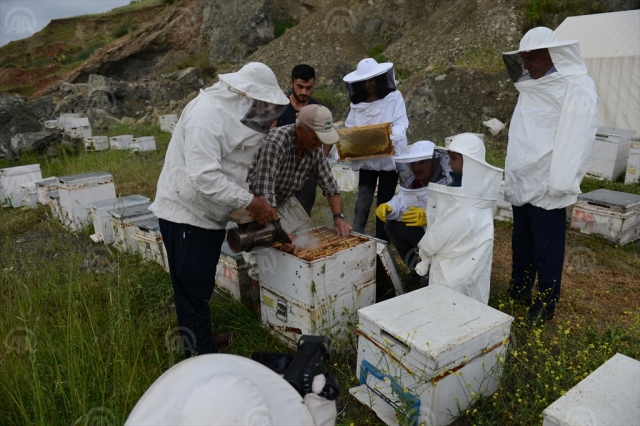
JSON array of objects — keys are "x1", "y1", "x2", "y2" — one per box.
[
  {"x1": 57, "y1": 172, "x2": 113, "y2": 188},
  {"x1": 108, "y1": 202, "x2": 153, "y2": 220},
  {"x1": 134, "y1": 216, "x2": 160, "y2": 231},
  {"x1": 577, "y1": 189, "x2": 640, "y2": 211},
  {"x1": 34, "y1": 177, "x2": 59, "y2": 188},
  {"x1": 90, "y1": 195, "x2": 150, "y2": 210},
  {"x1": 0, "y1": 164, "x2": 41, "y2": 176},
  {"x1": 595, "y1": 126, "x2": 636, "y2": 139},
  {"x1": 357, "y1": 285, "x2": 513, "y2": 372}
]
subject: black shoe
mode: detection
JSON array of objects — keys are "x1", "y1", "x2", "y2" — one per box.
[
  {"x1": 525, "y1": 308, "x2": 555, "y2": 327},
  {"x1": 508, "y1": 288, "x2": 532, "y2": 306}
]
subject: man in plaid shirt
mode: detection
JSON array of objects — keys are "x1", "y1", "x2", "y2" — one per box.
[{"x1": 248, "y1": 105, "x2": 353, "y2": 250}]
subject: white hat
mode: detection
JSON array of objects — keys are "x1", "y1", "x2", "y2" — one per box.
[
  {"x1": 125, "y1": 354, "x2": 315, "y2": 426},
  {"x1": 394, "y1": 140, "x2": 435, "y2": 163},
  {"x1": 449, "y1": 133, "x2": 502, "y2": 171},
  {"x1": 343, "y1": 58, "x2": 394, "y2": 83},
  {"x1": 504, "y1": 27, "x2": 577, "y2": 55},
  {"x1": 218, "y1": 62, "x2": 289, "y2": 105}
]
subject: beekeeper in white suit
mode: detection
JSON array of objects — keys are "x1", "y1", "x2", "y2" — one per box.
[
  {"x1": 502, "y1": 27, "x2": 598, "y2": 325},
  {"x1": 150, "y1": 62, "x2": 289, "y2": 357},
  {"x1": 415, "y1": 134, "x2": 503, "y2": 304},
  {"x1": 125, "y1": 354, "x2": 337, "y2": 426}
]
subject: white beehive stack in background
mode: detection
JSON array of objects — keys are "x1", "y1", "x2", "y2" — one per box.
[
  {"x1": 130, "y1": 136, "x2": 156, "y2": 152},
  {"x1": 44, "y1": 120, "x2": 58, "y2": 130},
  {"x1": 331, "y1": 163, "x2": 359, "y2": 191},
  {"x1": 19, "y1": 182, "x2": 39, "y2": 209},
  {"x1": 350, "y1": 285, "x2": 513, "y2": 426},
  {"x1": 133, "y1": 217, "x2": 169, "y2": 272},
  {"x1": 57, "y1": 113, "x2": 80, "y2": 131},
  {"x1": 168, "y1": 122, "x2": 176, "y2": 133},
  {"x1": 542, "y1": 353, "x2": 639, "y2": 426},
  {"x1": 570, "y1": 189, "x2": 640, "y2": 245},
  {"x1": 89, "y1": 195, "x2": 150, "y2": 243},
  {"x1": 84, "y1": 136, "x2": 109, "y2": 152},
  {"x1": 109, "y1": 135, "x2": 133, "y2": 150},
  {"x1": 0, "y1": 164, "x2": 42, "y2": 208},
  {"x1": 109, "y1": 203, "x2": 154, "y2": 254},
  {"x1": 494, "y1": 180, "x2": 512, "y2": 221},
  {"x1": 586, "y1": 127, "x2": 636, "y2": 180},
  {"x1": 159, "y1": 114, "x2": 178, "y2": 132},
  {"x1": 215, "y1": 242, "x2": 252, "y2": 303},
  {"x1": 624, "y1": 137, "x2": 640, "y2": 184},
  {"x1": 445, "y1": 133, "x2": 485, "y2": 148},
  {"x1": 57, "y1": 172, "x2": 117, "y2": 231},
  {"x1": 259, "y1": 227, "x2": 377, "y2": 349},
  {"x1": 68, "y1": 117, "x2": 92, "y2": 139},
  {"x1": 34, "y1": 177, "x2": 58, "y2": 205}
]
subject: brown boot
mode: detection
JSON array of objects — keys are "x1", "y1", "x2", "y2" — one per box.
[{"x1": 211, "y1": 330, "x2": 234, "y2": 349}]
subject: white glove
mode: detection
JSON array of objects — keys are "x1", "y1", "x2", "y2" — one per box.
[{"x1": 303, "y1": 375, "x2": 337, "y2": 426}]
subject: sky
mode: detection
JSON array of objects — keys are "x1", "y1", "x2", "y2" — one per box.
[{"x1": 0, "y1": 0, "x2": 131, "y2": 47}]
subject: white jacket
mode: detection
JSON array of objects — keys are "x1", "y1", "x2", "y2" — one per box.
[
  {"x1": 416, "y1": 134, "x2": 503, "y2": 304},
  {"x1": 504, "y1": 29, "x2": 598, "y2": 210},
  {"x1": 345, "y1": 90, "x2": 408, "y2": 172}
]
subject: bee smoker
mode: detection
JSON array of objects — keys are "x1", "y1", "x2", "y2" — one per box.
[{"x1": 226, "y1": 209, "x2": 291, "y2": 253}]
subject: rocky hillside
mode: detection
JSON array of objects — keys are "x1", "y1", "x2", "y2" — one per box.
[{"x1": 1, "y1": 0, "x2": 636, "y2": 158}]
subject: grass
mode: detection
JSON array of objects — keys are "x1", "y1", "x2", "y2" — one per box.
[
  {"x1": 1, "y1": 124, "x2": 639, "y2": 425},
  {"x1": 368, "y1": 44, "x2": 386, "y2": 64},
  {"x1": 274, "y1": 21, "x2": 296, "y2": 38},
  {"x1": 521, "y1": 0, "x2": 607, "y2": 30},
  {"x1": 455, "y1": 46, "x2": 505, "y2": 75}
]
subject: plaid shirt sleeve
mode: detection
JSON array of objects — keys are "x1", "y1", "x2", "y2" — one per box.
[
  {"x1": 313, "y1": 153, "x2": 341, "y2": 198},
  {"x1": 248, "y1": 131, "x2": 286, "y2": 206}
]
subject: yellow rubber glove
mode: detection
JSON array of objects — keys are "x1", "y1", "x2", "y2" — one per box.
[
  {"x1": 375, "y1": 203, "x2": 393, "y2": 222},
  {"x1": 401, "y1": 206, "x2": 427, "y2": 227}
]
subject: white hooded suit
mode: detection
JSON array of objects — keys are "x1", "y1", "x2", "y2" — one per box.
[{"x1": 415, "y1": 134, "x2": 503, "y2": 304}]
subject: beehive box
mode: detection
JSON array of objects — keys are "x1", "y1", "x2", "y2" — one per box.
[
  {"x1": 48, "y1": 191, "x2": 62, "y2": 222},
  {"x1": 624, "y1": 138, "x2": 640, "y2": 184},
  {"x1": 159, "y1": 114, "x2": 178, "y2": 132},
  {"x1": 19, "y1": 182, "x2": 39, "y2": 209},
  {"x1": 44, "y1": 120, "x2": 58, "y2": 130},
  {"x1": 494, "y1": 180, "x2": 512, "y2": 221},
  {"x1": 130, "y1": 136, "x2": 156, "y2": 152},
  {"x1": 133, "y1": 217, "x2": 169, "y2": 272},
  {"x1": 542, "y1": 353, "x2": 639, "y2": 426},
  {"x1": 57, "y1": 172, "x2": 116, "y2": 210},
  {"x1": 337, "y1": 123, "x2": 393, "y2": 161},
  {"x1": 215, "y1": 241, "x2": 252, "y2": 303},
  {"x1": 60, "y1": 205, "x2": 93, "y2": 231},
  {"x1": 68, "y1": 117, "x2": 92, "y2": 139},
  {"x1": 350, "y1": 285, "x2": 513, "y2": 426},
  {"x1": 109, "y1": 135, "x2": 133, "y2": 150},
  {"x1": 34, "y1": 177, "x2": 58, "y2": 205},
  {"x1": 586, "y1": 127, "x2": 636, "y2": 181},
  {"x1": 445, "y1": 133, "x2": 485, "y2": 148},
  {"x1": 331, "y1": 163, "x2": 359, "y2": 191},
  {"x1": 57, "y1": 113, "x2": 80, "y2": 131},
  {"x1": 571, "y1": 189, "x2": 640, "y2": 245},
  {"x1": 90, "y1": 195, "x2": 150, "y2": 244},
  {"x1": 0, "y1": 164, "x2": 42, "y2": 207},
  {"x1": 109, "y1": 203, "x2": 154, "y2": 254},
  {"x1": 84, "y1": 136, "x2": 109, "y2": 152}
]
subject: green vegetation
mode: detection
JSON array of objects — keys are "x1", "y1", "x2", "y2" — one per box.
[
  {"x1": 522, "y1": 0, "x2": 607, "y2": 30},
  {"x1": 274, "y1": 21, "x2": 295, "y2": 39},
  {"x1": 368, "y1": 44, "x2": 386, "y2": 63},
  {"x1": 455, "y1": 45, "x2": 505, "y2": 74}
]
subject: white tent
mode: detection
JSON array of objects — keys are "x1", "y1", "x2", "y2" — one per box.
[{"x1": 555, "y1": 10, "x2": 640, "y2": 136}]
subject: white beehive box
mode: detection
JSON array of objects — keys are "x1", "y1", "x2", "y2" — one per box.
[
  {"x1": 133, "y1": 217, "x2": 169, "y2": 272},
  {"x1": 331, "y1": 163, "x2": 359, "y2": 191},
  {"x1": 89, "y1": 195, "x2": 150, "y2": 244},
  {"x1": 445, "y1": 133, "x2": 485, "y2": 149},
  {"x1": 109, "y1": 203, "x2": 154, "y2": 254},
  {"x1": 0, "y1": 164, "x2": 42, "y2": 207},
  {"x1": 350, "y1": 285, "x2": 513, "y2": 426},
  {"x1": 160, "y1": 114, "x2": 178, "y2": 132},
  {"x1": 130, "y1": 136, "x2": 156, "y2": 152},
  {"x1": 624, "y1": 138, "x2": 640, "y2": 184},
  {"x1": 216, "y1": 241, "x2": 252, "y2": 303},
  {"x1": 586, "y1": 127, "x2": 636, "y2": 181},
  {"x1": 570, "y1": 189, "x2": 640, "y2": 245},
  {"x1": 57, "y1": 172, "x2": 116, "y2": 210},
  {"x1": 19, "y1": 182, "x2": 39, "y2": 209},
  {"x1": 542, "y1": 353, "x2": 639, "y2": 426},
  {"x1": 44, "y1": 120, "x2": 58, "y2": 130},
  {"x1": 48, "y1": 191, "x2": 62, "y2": 222},
  {"x1": 494, "y1": 180, "x2": 512, "y2": 221},
  {"x1": 84, "y1": 136, "x2": 109, "y2": 152},
  {"x1": 110, "y1": 135, "x2": 133, "y2": 150},
  {"x1": 0, "y1": 180, "x2": 4, "y2": 205},
  {"x1": 68, "y1": 117, "x2": 92, "y2": 139},
  {"x1": 60, "y1": 204, "x2": 93, "y2": 231},
  {"x1": 34, "y1": 177, "x2": 58, "y2": 205},
  {"x1": 168, "y1": 122, "x2": 176, "y2": 133},
  {"x1": 57, "y1": 113, "x2": 80, "y2": 131}
]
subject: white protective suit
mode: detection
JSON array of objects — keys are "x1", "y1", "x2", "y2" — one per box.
[
  {"x1": 149, "y1": 62, "x2": 289, "y2": 229},
  {"x1": 503, "y1": 27, "x2": 598, "y2": 210},
  {"x1": 345, "y1": 89, "x2": 409, "y2": 172},
  {"x1": 125, "y1": 354, "x2": 336, "y2": 426},
  {"x1": 415, "y1": 134, "x2": 503, "y2": 304}
]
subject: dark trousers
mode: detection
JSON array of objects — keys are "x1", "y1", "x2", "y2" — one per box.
[
  {"x1": 294, "y1": 172, "x2": 317, "y2": 217},
  {"x1": 159, "y1": 218, "x2": 226, "y2": 357},
  {"x1": 353, "y1": 169, "x2": 399, "y2": 241},
  {"x1": 385, "y1": 220, "x2": 425, "y2": 267},
  {"x1": 510, "y1": 204, "x2": 566, "y2": 313}
]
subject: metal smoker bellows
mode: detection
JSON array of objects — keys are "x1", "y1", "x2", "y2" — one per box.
[{"x1": 227, "y1": 220, "x2": 291, "y2": 253}]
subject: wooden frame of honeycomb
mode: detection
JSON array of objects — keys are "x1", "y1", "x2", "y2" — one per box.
[
  {"x1": 272, "y1": 226, "x2": 369, "y2": 261},
  {"x1": 336, "y1": 122, "x2": 394, "y2": 161}
]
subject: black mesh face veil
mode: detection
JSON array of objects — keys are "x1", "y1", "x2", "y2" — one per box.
[
  {"x1": 345, "y1": 68, "x2": 397, "y2": 104},
  {"x1": 240, "y1": 98, "x2": 288, "y2": 134},
  {"x1": 503, "y1": 53, "x2": 532, "y2": 83}
]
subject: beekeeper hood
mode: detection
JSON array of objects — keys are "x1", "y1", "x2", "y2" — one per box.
[
  {"x1": 125, "y1": 354, "x2": 315, "y2": 425},
  {"x1": 212, "y1": 62, "x2": 290, "y2": 133},
  {"x1": 394, "y1": 141, "x2": 449, "y2": 187},
  {"x1": 503, "y1": 27, "x2": 586, "y2": 84},
  {"x1": 343, "y1": 58, "x2": 397, "y2": 104},
  {"x1": 447, "y1": 133, "x2": 503, "y2": 200}
]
